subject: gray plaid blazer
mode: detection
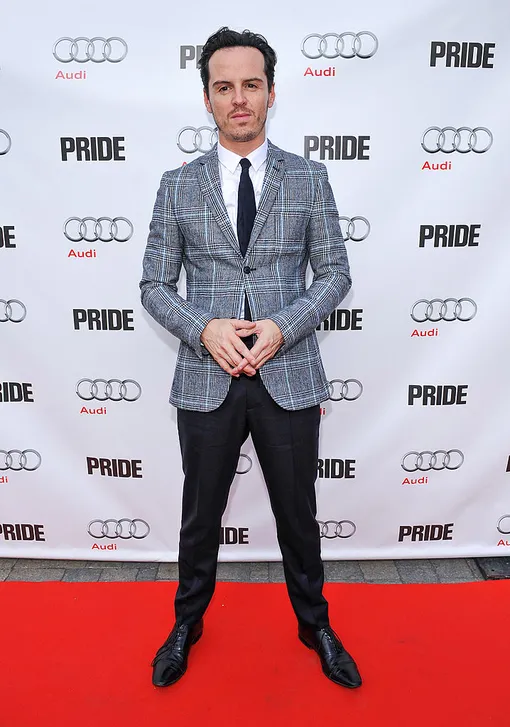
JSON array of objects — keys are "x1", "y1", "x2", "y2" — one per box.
[{"x1": 140, "y1": 140, "x2": 351, "y2": 411}]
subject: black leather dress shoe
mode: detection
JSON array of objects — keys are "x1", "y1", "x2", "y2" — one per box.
[
  {"x1": 151, "y1": 620, "x2": 203, "y2": 687},
  {"x1": 298, "y1": 624, "x2": 362, "y2": 688}
]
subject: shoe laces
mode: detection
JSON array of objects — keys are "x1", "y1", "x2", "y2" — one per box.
[
  {"x1": 151, "y1": 625, "x2": 187, "y2": 668},
  {"x1": 320, "y1": 627, "x2": 351, "y2": 669}
]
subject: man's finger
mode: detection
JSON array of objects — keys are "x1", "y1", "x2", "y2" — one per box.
[
  {"x1": 231, "y1": 357, "x2": 247, "y2": 375},
  {"x1": 252, "y1": 341, "x2": 281, "y2": 367},
  {"x1": 231, "y1": 337, "x2": 257, "y2": 367},
  {"x1": 248, "y1": 338, "x2": 267, "y2": 361},
  {"x1": 255, "y1": 354, "x2": 273, "y2": 370},
  {"x1": 215, "y1": 355, "x2": 238, "y2": 376},
  {"x1": 232, "y1": 319, "x2": 257, "y2": 330},
  {"x1": 222, "y1": 343, "x2": 246, "y2": 368},
  {"x1": 253, "y1": 353, "x2": 270, "y2": 368},
  {"x1": 231, "y1": 358, "x2": 257, "y2": 376}
]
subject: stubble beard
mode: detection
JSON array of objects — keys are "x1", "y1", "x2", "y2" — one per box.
[{"x1": 213, "y1": 106, "x2": 268, "y2": 144}]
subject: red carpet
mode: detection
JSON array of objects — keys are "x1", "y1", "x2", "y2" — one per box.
[{"x1": 0, "y1": 580, "x2": 507, "y2": 727}]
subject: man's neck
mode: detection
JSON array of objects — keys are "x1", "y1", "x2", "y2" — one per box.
[{"x1": 217, "y1": 132, "x2": 266, "y2": 157}]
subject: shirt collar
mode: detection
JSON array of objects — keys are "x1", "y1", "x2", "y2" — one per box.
[{"x1": 218, "y1": 138, "x2": 268, "y2": 174}]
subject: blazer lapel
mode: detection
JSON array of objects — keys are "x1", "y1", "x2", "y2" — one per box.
[
  {"x1": 247, "y1": 141, "x2": 285, "y2": 252},
  {"x1": 197, "y1": 146, "x2": 240, "y2": 256}
]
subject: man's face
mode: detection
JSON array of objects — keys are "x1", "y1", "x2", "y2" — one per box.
[{"x1": 204, "y1": 46, "x2": 275, "y2": 149}]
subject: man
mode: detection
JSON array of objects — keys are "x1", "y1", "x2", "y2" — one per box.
[{"x1": 140, "y1": 27, "x2": 361, "y2": 690}]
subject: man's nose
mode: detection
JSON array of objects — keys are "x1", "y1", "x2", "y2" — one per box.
[{"x1": 232, "y1": 87, "x2": 247, "y2": 106}]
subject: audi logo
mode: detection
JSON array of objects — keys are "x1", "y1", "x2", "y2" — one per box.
[
  {"x1": 302, "y1": 32, "x2": 378, "y2": 59},
  {"x1": 338, "y1": 216, "x2": 370, "y2": 243},
  {"x1": 318, "y1": 520, "x2": 356, "y2": 538},
  {"x1": 177, "y1": 126, "x2": 218, "y2": 154},
  {"x1": 64, "y1": 217, "x2": 133, "y2": 243},
  {"x1": 328, "y1": 379, "x2": 363, "y2": 402},
  {"x1": 87, "y1": 518, "x2": 150, "y2": 539},
  {"x1": 0, "y1": 299, "x2": 26, "y2": 323},
  {"x1": 76, "y1": 379, "x2": 142, "y2": 402},
  {"x1": 0, "y1": 450, "x2": 42, "y2": 471},
  {"x1": 236, "y1": 454, "x2": 252, "y2": 474},
  {"x1": 53, "y1": 37, "x2": 128, "y2": 63},
  {"x1": 411, "y1": 298, "x2": 477, "y2": 323},
  {"x1": 421, "y1": 126, "x2": 492, "y2": 154},
  {"x1": 497, "y1": 516, "x2": 510, "y2": 535},
  {"x1": 0, "y1": 129, "x2": 11, "y2": 155},
  {"x1": 401, "y1": 450, "x2": 464, "y2": 472}
]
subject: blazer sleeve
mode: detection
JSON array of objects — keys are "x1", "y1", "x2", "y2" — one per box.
[
  {"x1": 268, "y1": 164, "x2": 352, "y2": 353},
  {"x1": 139, "y1": 172, "x2": 215, "y2": 359}
]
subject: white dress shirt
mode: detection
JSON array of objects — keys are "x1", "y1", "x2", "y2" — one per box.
[
  {"x1": 217, "y1": 139, "x2": 268, "y2": 318},
  {"x1": 217, "y1": 138, "x2": 268, "y2": 240}
]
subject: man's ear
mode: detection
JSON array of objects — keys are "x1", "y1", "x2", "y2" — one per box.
[
  {"x1": 203, "y1": 88, "x2": 212, "y2": 114},
  {"x1": 268, "y1": 84, "x2": 275, "y2": 109}
]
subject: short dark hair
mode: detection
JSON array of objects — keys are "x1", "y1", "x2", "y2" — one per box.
[{"x1": 199, "y1": 27, "x2": 277, "y2": 96}]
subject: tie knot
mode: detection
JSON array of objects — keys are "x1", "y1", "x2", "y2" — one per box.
[{"x1": 240, "y1": 158, "x2": 251, "y2": 171}]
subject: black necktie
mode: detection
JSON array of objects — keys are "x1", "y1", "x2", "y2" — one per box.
[
  {"x1": 237, "y1": 158, "x2": 256, "y2": 322},
  {"x1": 237, "y1": 158, "x2": 256, "y2": 257}
]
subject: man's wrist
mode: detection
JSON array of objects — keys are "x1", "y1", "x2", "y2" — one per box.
[{"x1": 200, "y1": 318, "x2": 217, "y2": 345}]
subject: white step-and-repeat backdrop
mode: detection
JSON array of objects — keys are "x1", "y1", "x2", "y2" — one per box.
[{"x1": 1, "y1": 0, "x2": 510, "y2": 561}]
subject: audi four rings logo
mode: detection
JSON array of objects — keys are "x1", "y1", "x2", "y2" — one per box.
[
  {"x1": 338, "y1": 216, "x2": 370, "y2": 242},
  {"x1": 87, "y1": 519, "x2": 150, "y2": 539},
  {"x1": 0, "y1": 130, "x2": 11, "y2": 155},
  {"x1": 328, "y1": 379, "x2": 363, "y2": 401},
  {"x1": 0, "y1": 299, "x2": 26, "y2": 323},
  {"x1": 64, "y1": 217, "x2": 133, "y2": 243},
  {"x1": 236, "y1": 454, "x2": 252, "y2": 474},
  {"x1": 317, "y1": 520, "x2": 356, "y2": 538},
  {"x1": 497, "y1": 516, "x2": 510, "y2": 535},
  {"x1": 302, "y1": 32, "x2": 378, "y2": 59},
  {"x1": 53, "y1": 37, "x2": 128, "y2": 63},
  {"x1": 177, "y1": 126, "x2": 218, "y2": 154},
  {"x1": 0, "y1": 450, "x2": 42, "y2": 471},
  {"x1": 401, "y1": 450, "x2": 464, "y2": 472},
  {"x1": 76, "y1": 379, "x2": 142, "y2": 402},
  {"x1": 411, "y1": 298, "x2": 477, "y2": 322},
  {"x1": 421, "y1": 127, "x2": 492, "y2": 154}
]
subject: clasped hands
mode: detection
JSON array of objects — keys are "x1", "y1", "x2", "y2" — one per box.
[{"x1": 200, "y1": 318, "x2": 284, "y2": 377}]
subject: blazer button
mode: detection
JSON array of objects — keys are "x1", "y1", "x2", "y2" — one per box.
[{"x1": 243, "y1": 265, "x2": 252, "y2": 274}]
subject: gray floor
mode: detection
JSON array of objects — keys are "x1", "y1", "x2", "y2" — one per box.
[{"x1": 0, "y1": 557, "x2": 484, "y2": 583}]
